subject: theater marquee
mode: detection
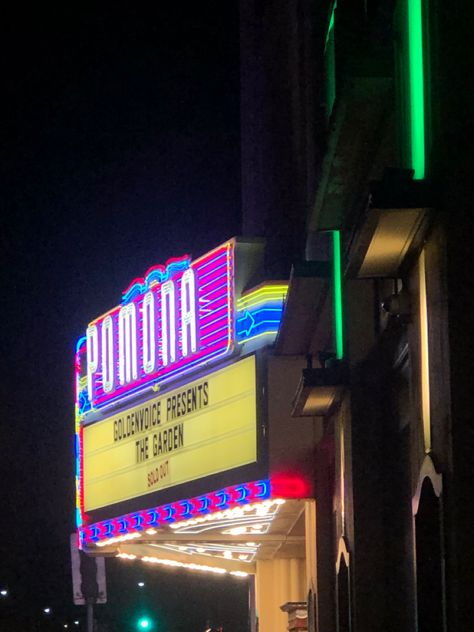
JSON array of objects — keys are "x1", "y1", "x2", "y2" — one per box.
[
  {"x1": 74, "y1": 239, "x2": 287, "y2": 538},
  {"x1": 83, "y1": 355, "x2": 257, "y2": 511}
]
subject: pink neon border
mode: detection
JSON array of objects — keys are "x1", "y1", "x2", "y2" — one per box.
[{"x1": 84, "y1": 241, "x2": 235, "y2": 410}]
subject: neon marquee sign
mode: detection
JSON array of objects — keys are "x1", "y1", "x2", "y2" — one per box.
[
  {"x1": 82, "y1": 241, "x2": 235, "y2": 410},
  {"x1": 79, "y1": 474, "x2": 309, "y2": 546}
]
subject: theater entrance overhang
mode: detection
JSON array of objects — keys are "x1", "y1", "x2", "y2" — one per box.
[{"x1": 83, "y1": 489, "x2": 307, "y2": 578}]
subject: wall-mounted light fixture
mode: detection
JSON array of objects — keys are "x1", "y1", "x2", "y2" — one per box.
[
  {"x1": 381, "y1": 288, "x2": 411, "y2": 320},
  {"x1": 349, "y1": 206, "x2": 429, "y2": 278},
  {"x1": 347, "y1": 171, "x2": 432, "y2": 279},
  {"x1": 292, "y1": 359, "x2": 348, "y2": 417}
]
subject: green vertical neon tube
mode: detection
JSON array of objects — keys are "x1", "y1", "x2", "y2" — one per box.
[
  {"x1": 325, "y1": 2, "x2": 337, "y2": 120},
  {"x1": 408, "y1": 0, "x2": 425, "y2": 179},
  {"x1": 332, "y1": 230, "x2": 344, "y2": 359}
]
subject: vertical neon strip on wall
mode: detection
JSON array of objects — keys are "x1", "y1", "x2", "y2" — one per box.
[
  {"x1": 75, "y1": 336, "x2": 87, "y2": 529},
  {"x1": 419, "y1": 249, "x2": 431, "y2": 452},
  {"x1": 324, "y1": 1, "x2": 337, "y2": 120},
  {"x1": 340, "y1": 418, "x2": 345, "y2": 535},
  {"x1": 332, "y1": 230, "x2": 344, "y2": 359},
  {"x1": 408, "y1": 0, "x2": 425, "y2": 179}
]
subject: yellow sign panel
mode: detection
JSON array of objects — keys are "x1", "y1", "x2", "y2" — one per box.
[{"x1": 83, "y1": 355, "x2": 257, "y2": 511}]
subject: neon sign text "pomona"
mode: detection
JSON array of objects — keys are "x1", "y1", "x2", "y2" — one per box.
[{"x1": 84, "y1": 241, "x2": 235, "y2": 410}]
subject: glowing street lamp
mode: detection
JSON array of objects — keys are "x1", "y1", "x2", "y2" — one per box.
[{"x1": 137, "y1": 616, "x2": 153, "y2": 629}]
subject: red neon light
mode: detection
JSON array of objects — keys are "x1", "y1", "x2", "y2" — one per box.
[{"x1": 270, "y1": 474, "x2": 312, "y2": 499}]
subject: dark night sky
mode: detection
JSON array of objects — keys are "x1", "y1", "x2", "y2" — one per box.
[{"x1": 1, "y1": 4, "x2": 247, "y2": 630}]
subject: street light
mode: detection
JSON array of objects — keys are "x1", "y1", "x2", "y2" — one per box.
[
  {"x1": 137, "y1": 616, "x2": 153, "y2": 629},
  {"x1": 137, "y1": 581, "x2": 145, "y2": 588},
  {"x1": 0, "y1": 589, "x2": 8, "y2": 597},
  {"x1": 43, "y1": 607, "x2": 51, "y2": 614}
]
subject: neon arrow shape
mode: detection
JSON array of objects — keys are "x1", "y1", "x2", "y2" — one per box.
[{"x1": 236, "y1": 310, "x2": 256, "y2": 337}]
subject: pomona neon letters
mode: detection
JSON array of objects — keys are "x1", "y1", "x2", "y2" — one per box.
[{"x1": 85, "y1": 242, "x2": 235, "y2": 409}]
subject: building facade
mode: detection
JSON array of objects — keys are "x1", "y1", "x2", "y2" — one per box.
[{"x1": 240, "y1": 1, "x2": 473, "y2": 631}]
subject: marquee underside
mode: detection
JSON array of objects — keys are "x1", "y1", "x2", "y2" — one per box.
[{"x1": 86, "y1": 498, "x2": 308, "y2": 577}]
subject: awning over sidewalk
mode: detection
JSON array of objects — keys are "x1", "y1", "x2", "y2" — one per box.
[{"x1": 85, "y1": 494, "x2": 307, "y2": 577}]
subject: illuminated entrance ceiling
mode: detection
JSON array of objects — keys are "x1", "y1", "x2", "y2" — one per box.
[
  {"x1": 115, "y1": 498, "x2": 305, "y2": 576},
  {"x1": 82, "y1": 480, "x2": 307, "y2": 577}
]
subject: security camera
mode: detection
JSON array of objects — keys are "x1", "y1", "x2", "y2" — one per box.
[{"x1": 381, "y1": 290, "x2": 411, "y2": 319}]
